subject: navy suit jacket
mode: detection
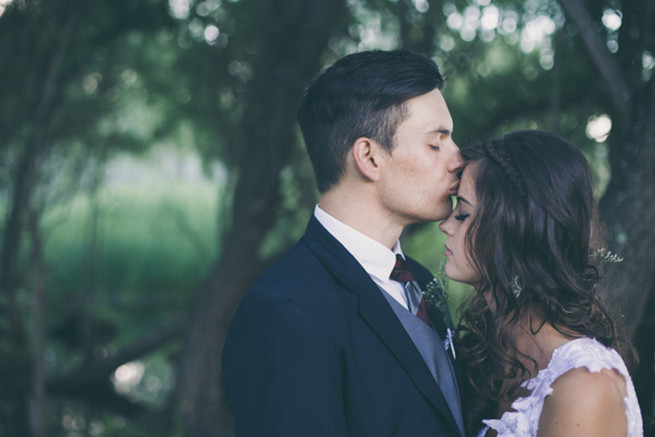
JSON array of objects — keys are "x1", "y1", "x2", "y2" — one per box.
[{"x1": 222, "y1": 216, "x2": 463, "y2": 436}]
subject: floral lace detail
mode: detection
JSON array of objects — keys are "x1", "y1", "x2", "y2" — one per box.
[{"x1": 477, "y1": 337, "x2": 643, "y2": 437}]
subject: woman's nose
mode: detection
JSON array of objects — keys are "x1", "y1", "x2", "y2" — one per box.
[{"x1": 439, "y1": 219, "x2": 450, "y2": 236}]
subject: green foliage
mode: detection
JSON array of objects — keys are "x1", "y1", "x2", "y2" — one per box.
[
  {"x1": 44, "y1": 163, "x2": 219, "y2": 331},
  {"x1": 27, "y1": 163, "x2": 217, "y2": 434}
]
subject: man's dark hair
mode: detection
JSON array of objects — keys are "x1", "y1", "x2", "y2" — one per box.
[{"x1": 298, "y1": 50, "x2": 444, "y2": 192}]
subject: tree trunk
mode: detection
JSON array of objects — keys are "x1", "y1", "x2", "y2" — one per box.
[
  {"x1": 0, "y1": 139, "x2": 37, "y2": 343},
  {"x1": 557, "y1": 0, "x2": 655, "y2": 332},
  {"x1": 0, "y1": 8, "x2": 75, "y2": 344},
  {"x1": 555, "y1": 1, "x2": 654, "y2": 428},
  {"x1": 598, "y1": 103, "x2": 655, "y2": 332},
  {"x1": 597, "y1": 90, "x2": 655, "y2": 431},
  {"x1": 27, "y1": 208, "x2": 46, "y2": 437},
  {"x1": 633, "y1": 283, "x2": 655, "y2": 432},
  {"x1": 175, "y1": 1, "x2": 347, "y2": 436}
]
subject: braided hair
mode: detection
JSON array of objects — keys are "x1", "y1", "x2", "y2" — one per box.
[{"x1": 482, "y1": 140, "x2": 527, "y2": 198}]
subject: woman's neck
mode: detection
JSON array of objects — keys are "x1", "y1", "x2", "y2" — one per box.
[{"x1": 515, "y1": 317, "x2": 576, "y2": 372}]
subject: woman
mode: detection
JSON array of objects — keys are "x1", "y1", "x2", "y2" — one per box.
[{"x1": 438, "y1": 130, "x2": 643, "y2": 436}]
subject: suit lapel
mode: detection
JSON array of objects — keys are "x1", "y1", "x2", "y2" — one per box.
[{"x1": 303, "y1": 217, "x2": 461, "y2": 435}]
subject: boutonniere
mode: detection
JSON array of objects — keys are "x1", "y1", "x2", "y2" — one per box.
[{"x1": 422, "y1": 262, "x2": 457, "y2": 360}]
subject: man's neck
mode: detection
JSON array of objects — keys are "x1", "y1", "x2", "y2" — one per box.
[{"x1": 318, "y1": 189, "x2": 404, "y2": 250}]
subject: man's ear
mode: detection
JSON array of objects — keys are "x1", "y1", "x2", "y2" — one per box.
[{"x1": 351, "y1": 137, "x2": 387, "y2": 182}]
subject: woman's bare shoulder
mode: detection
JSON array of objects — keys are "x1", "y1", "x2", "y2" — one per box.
[{"x1": 537, "y1": 366, "x2": 628, "y2": 437}]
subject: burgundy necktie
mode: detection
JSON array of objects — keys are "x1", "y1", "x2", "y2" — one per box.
[{"x1": 390, "y1": 254, "x2": 431, "y2": 325}]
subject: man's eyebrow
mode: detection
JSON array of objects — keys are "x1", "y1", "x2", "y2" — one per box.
[{"x1": 426, "y1": 128, "x2": 452, "y2": 136}]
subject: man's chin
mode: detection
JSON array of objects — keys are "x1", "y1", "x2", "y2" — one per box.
[
  {"x1": 404, "y1": 202, "x2": 454, "y2": 224},
  {"x1": 433, "y1": 201, "x2": 454, "y2": 221},
  {"x1": 415, "y1": 212, "x2": 451, "y2": 224}
]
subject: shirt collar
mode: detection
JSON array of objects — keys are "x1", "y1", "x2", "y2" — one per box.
[{"x1": 314, "y1": 204, "x2": 402, "y2": 282}]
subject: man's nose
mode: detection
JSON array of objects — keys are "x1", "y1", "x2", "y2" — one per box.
[{"x1": 449, "y1": 148, "x2": 464, "y2": 173}]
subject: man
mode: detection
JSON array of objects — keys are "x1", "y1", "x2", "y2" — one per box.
[{"x1": 222, "y1": 50, "x2": 465, "y2": 436}]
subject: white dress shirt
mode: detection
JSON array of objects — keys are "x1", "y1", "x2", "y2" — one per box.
[{"x1": 314, "y1": 205, "x2": 409, "y2": 310}]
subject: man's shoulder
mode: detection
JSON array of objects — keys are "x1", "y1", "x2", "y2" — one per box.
[
  {"x1": 256, "y1": 239, "x2": 324, "y2": 283},
  {"x1": 247, "y1": 238, "x2": 345, "y2": 302}
]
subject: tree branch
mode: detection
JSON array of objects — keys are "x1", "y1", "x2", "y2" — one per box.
[
  {"x1": 557, "y1": 0, "x2": 632, "y2": 120},
  {"x1": 49, "y1": 320, "x2": 185, "y2": 389}
]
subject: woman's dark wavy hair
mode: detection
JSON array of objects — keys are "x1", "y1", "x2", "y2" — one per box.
[{"x1": 455, "y1": 130, "x2": 635, "y2": 434}]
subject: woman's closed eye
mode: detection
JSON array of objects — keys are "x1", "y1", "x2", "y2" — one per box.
[{"x1": 454, "y1": 213, "x2": 470, "y2": 222}]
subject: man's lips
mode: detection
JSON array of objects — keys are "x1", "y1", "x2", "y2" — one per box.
[{"x1": 448, "y1": 182, "x2": 459, "y2": 195}]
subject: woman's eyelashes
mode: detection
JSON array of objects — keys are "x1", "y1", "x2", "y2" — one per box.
[{"x1": 454, "y1": 213, "x2": 470, "y2": 222}]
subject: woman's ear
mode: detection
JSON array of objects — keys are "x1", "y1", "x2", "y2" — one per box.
[{"x1": 351, "y1": 137, "x2": 386, "y2": 182}]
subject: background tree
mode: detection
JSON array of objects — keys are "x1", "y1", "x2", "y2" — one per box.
[
  {"x1": 172, "y1": 1, "x2": 348, "y2": 435},
  {"x1": 557, "y1": 0, "x2": 655, "y2": 423},
  {"x1": 0, "y1": 0, "x2": 177, "y2": 434}
]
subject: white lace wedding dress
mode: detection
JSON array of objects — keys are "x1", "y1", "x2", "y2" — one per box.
[{"x1": 477, "y1": 337, "x2": 643, "y2": 437}]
